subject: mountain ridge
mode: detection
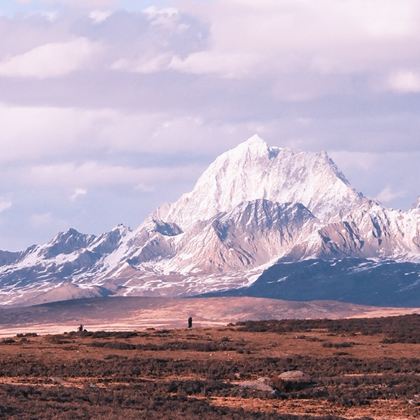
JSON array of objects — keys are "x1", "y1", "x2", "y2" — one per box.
[
  {"x1": 157, "y1": 134, "x2": 365, "y2": 228},
  {"x1": 0, "y1": 135, "x2": 418, "y2": 306}
]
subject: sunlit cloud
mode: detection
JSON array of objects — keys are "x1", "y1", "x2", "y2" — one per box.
[
  {"x1": 375, "y1": 186, "x2": 406, "y2": 204},
  {"x1": 70, "y1": 187, "x2": 88, "y2": 202},
  {"x1": 0, "y1": 38, "x2": 100, "y2": 78},
  {"x1": 0, "y1": 198, "x2": 12, "y2": 213},
  {"x1": 386, "y1": 70, "x2": 420, "y2": 93},
  {"x1": 89, "y1": 9, "x2": 112, "y2": 23}
]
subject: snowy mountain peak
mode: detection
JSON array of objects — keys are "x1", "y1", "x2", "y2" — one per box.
[
  {"x1": 52, "y1": 227, "x2": 81, "y2": 240},
  {"x1": 111, "y1": 224, "x2": 131, "y2": 234},
  {"x1": 49, "y1": 228, "x2": 93, "y2": 248},
  {"x1": 226, "y1": 134, "x2": 281, "y2": 159},
  {"x1": 317, "y1": 151, "x2": 351, "y2": 186},
  {"x1": 236, "y1": 133, "x2": 269, "y2": 151},
  {"x1": 242, "y1": 133, "x2": 266, "y2": 145},
  {"x1": 413, "y1": 196, "x2": 420, "y2": 209},
  {"x1": 161, "y1": 135, "x2": 363, "y2": 229},
  {"x1": 42, "y1": 228, "x2": 95, "y2": 258}
]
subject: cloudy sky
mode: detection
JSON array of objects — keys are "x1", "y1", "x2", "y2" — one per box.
[{"x1": 0, "y1": 0, "x2": 419, "y2": 250}]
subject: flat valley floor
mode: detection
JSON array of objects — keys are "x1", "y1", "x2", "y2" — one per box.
[
  {"x1": 0, "y1": 314, "x2": 419, "y2": 419},
  {"x1": 0, "y1": 296, "x2": 419, "y2": 337}
]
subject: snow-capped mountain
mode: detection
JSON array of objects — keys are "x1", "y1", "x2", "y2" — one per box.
[
  {"x1": 156, "y1": 135, "x2": 364, "y2": 227},
  {"x1": 0, "y1": 135, "x2": 419, "y2": 306}
]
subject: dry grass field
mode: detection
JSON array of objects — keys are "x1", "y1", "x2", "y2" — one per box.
[{"x1": 0, "y1": 314, "x2": 419, "y2": 419}]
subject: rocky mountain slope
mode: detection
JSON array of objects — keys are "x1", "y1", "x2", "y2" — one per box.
[{"x1": 0, "y1": 135, "x2": 419, "y2": 306}]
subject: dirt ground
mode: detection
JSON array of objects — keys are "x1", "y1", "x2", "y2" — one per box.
[
  {"x1": 0, "y1": 315, "x2": 418, "y2": 419},
  {"x1": 1, "y1": 296, "x2": 419, "y2": 340}
]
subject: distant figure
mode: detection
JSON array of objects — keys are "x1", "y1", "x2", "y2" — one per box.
[
  {"x1": 188, "y1": 317, "x2": 193, "y2": 329},
  {"x1": 78, "y1": 324, "x2": 84, "y2": 332}
]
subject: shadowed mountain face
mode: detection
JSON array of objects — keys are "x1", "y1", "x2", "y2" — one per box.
[
  {"x1": 0, "y1": 136, "x2": 419, "y2": 306},
  {"x1": 205, "y1": 259, "x2": 420, "y2": 307}
]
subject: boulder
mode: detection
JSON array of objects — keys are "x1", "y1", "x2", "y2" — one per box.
[
  {"x1": 271, "y1": 370, "x2": 312, "y2": 392},
  {"x1": 277, "y1": 370, "x2": 310, "y2": 382}
]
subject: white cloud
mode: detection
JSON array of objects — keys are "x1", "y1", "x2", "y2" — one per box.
[
  {"x1": 30, "y1": 11, "x2": 58, "y2": 22},
  {"x1": 375, "y1": 186, "x2": 406, "y2": 204},
  {"x1": 0, "y1": 38, "x2": 100, "y2": 78},
  {"x1": 140, "y1": 6, "x2": 186, "y2": 34},
  {"x1": 0, "y1": 104, "x2": 106, "y2": 162},
  {"x1": 70, "y1": 187, "x2": 88, "y2": 201},
  {"x1": 0, "y1": 198, "x2": 12, "y2": 213},
  {"x1": 173, "y1": 0, "x2": 420, "y2": 79},
  {"x1": 170, "y1": 52, "x2": 258, "y2": 79},
  {"x1": 386, "y1": 70, "x2": 420, "y2": 93},
  {"x1": 112, "y1": 54, "x2": 172, "y2": 74},
  {"x1": 39, "y1": 0, "x2": 117, "y2": 9},
  {"x1": 143, "y1": 6, "x2": 179, "y2": 19},
  {"x1": 0, "y1": 104, "x2": 256, "y2": 164},
  {"x1": 89, "y1": 10, "x2": 112, "y2": 23},
  {"x1": 24, "y1": 162, "x2": 203, "y2": 189}
]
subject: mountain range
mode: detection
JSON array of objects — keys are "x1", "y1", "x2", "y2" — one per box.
[{"x1": 0, "y1": 135, "x2": 419, "y2": 306}]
